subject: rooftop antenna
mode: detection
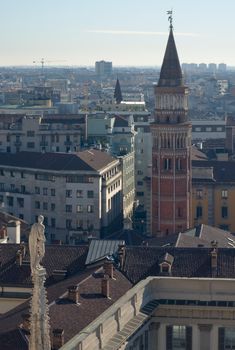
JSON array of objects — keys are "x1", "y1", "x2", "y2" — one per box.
[{"x1": 167, "y1": 9, "x2": 173, "y2": 29}]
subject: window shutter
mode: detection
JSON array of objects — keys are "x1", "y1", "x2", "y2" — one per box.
[
  {"x1": 218, "y1": 327, "x2": 225, "y2": 350},
  {"x1": 166, "y1": 325, "x2": 173, "y2": 350},
  {"x1": 186, "y1": 326, "x2": 192, "y2": 350}
]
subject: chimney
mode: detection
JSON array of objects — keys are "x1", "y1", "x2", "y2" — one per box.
[
  {"x1": 16, "y1": 249, "x2": 23, "y2": 266},
  {"x1": 211, "y1": 240, "x2": 218, "y2": 277},
  {"x1": 118, "y1": 244, "x2": 125, "y2": 270},
  {"x1": 7, "y1": 220, "x2": 21, "y2": 243},
  {"x1": 20, "y1": 313, "x2": 30, "y2": 333},
  {"x1": 52, "y1": 329, "x2": 64, "y2": 350},
  {"x1": 67, "y1": 285, "x2": 79, "y2": 304},
  {"x1": 104, "y1": 259, "x2": 114, "y2": 279},
  {"x1": 101, "y1": 275, "x2": 110, "y2": 298}
]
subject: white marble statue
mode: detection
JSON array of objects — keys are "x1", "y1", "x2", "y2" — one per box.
[{"x1": 29, "y1": 215, "x2": 46, "y2": 274}]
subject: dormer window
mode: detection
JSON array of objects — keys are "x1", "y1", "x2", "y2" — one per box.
[
  {"x1": 159, "y1": 253, "x2": 174, "y2": 275},
  {"x1": 160, "y1": 262, "x2": 171, "y2": 274}
]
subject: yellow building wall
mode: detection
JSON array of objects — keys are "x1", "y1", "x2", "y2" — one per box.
[
  {"x1": 192, "y1": 185, "x2": 209, "y2": 226},
  {"x1": 214, "y1": 186, "x2": 235, "y2": 233},
  {"x1": 192, "y1": 184, "x2": 235, "y2": 233}
]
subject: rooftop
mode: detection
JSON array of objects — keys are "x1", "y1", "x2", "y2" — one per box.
[{"x1": 0, "y1": 149, "x2": 117, "y2": 173}]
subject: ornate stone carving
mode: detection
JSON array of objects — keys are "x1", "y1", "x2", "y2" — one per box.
[
  {"x1": 29, "y1": 216, "x2": 51, "y2": 350},
  {"x1": 29, "y1": 215, "x2": 46, "y2": 274}
]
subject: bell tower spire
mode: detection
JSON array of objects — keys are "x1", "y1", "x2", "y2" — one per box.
[
  {"x1": 158, "y1": 11, "x2": 183, "y2": 88},
  {"x1": 151, "y1": 15, "x2": 192, "y2": 237}
]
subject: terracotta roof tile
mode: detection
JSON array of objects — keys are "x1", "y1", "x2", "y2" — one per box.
[{"x1": 0, "y1": 244, "x2": 89, "y2": 287}]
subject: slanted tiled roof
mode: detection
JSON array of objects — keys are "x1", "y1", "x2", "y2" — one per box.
[
  {"x1": 193, "y1": 160, "x2": 235, "y2": 182},
  {"x1": 77, "y1": 149, "x2": 118, "y2": 171},
  {"x1": 0, "y1": 150, "x2": 117, "y2": 173},
  {"x1": 0, "y1": 265, "x2": 132, "y2": 348},
  {"x1": 49, "y1": 269, "x2": 132, "y2": 343},
  {"x1": 191, "y1": 145, "x2": 208, "y2": 161},
  {"x1": 158, "y1": 28, "x2": 183, "y2": 87},
  {"x1": 108, "y1": 229, "x2": 178, "y2": 247},
  {"x1": 3, "y1": 244, "x2": 235, "y2": 349},
  {"x1": 0, "y1": 244, "x2": 89, "y2": 287},
  {"x1": 177, "y1": 224, "x2": 235, "y2": 248},
  {"x1": 122, "y1": 247, "x2": 235, "y2": 284},
  {"x1": 0, "y1": 152, "x2": 93, "y2": 171},
  {"x1": 0, "y1": 243, "x2": 20, "y2": 268},
  {"x1": 175, "y1": 232, "x2": 209, "y2": 248},
  {"x1": 0, "y1": 329, "x2": 27, "y2": 350}
]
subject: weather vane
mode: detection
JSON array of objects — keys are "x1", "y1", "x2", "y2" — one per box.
[{"x1": 167, "y1": 10, "x2": 173, "y2": 29}]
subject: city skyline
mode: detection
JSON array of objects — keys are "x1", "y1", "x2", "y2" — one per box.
[{"x1": 1, "y1": 0, "x2": 235, "y2": 67}]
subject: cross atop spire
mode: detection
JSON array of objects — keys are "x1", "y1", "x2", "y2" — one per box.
[
  {"x1": 157, "y1": 13, "x2": 183, "y2": 88},
  {"x1": 167, "y1": 10, "x2": 173, "y2": 29}
]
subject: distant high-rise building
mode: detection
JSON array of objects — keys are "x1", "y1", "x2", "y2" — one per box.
[
  {"x1": 198, "y1": 63, "x2": 207, "y2": 72},
  {"x1": 95, "y1": 60, "x2": 112, "y2": 76},
  {"x1": 182, "y1": 63, "x2": 198, "y2": 73},
  {"x1": 151, "y1": 22, "x2": 192, "y2": 237},
  {"x1": 208, "y1": 63, "x2": 217, "y2": 73},
  {"x1": 218, "y1": 63, "x2": 227, "y2": 72}
]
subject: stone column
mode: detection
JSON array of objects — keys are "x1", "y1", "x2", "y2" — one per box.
[
  {"x1": 29, "y1": 268, "x2": 51, "y2": 350},
  {"x1": 198, "y1": 324, "x2": 212, "y2": 350},
  {"x1": 149, "y1": 322, "x2": 160, "y2": 350}
]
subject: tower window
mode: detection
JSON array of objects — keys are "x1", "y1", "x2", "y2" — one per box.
[
  {"x1": 196, "y1": 206, "x2": 203, "y2": 218},
  {"x1": 164, "y1": 158, "x2": 171, "y2": 170},
  {"x1": 176, "y1": 158, "x2": 182, "y2": 170},
  {"x1": 178, "y1": 207, "x2": 183, "y2": 217},
  {"x1": 154, "y1": 158, "x2": 158, "y2": 170}
]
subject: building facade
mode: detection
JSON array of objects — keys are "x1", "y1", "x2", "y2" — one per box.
[
  {"x1": 151, "y1": 25, "x2": 192, "y2": 236},
  {"x1": 192, "y1": 160, "x2": 235, "y2": 233},
  {"x1": 95, "y1": 60, "x2": 112, "y2": 76},
  {"x1": 111, "y1": 115, "x2": 136, "y2": 221},
  {"x1": 0, "y1": 150, "x2": 122, "y2": 242},
  {"x1": 0, "y1": 114, "x2": 86, "y2": 153}
]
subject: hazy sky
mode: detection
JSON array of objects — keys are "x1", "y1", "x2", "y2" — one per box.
[{"x1": 1, "y1": 0, "x2": 235, "y2": 67}]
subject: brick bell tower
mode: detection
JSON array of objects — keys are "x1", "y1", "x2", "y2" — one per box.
[{"x1": 151, "y1": 16, "x2": 192, "y2": 237}]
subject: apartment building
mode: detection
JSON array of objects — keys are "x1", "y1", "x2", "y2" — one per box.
[
  {"x1": 192, "y1": 160, "x2": 235, "y2": 233},
  {"x1": 0, "y1": 114, "x2": 86, "y2": 153},
  {"x1": 111, "y1": 115, "x2": 136, "y2": 221},
  {"x1": 95, "y1": 60, "x2": 112, "y2": 76},
  {"x1": 0, "y1": 149, "x2": 122, "y2": 241}
]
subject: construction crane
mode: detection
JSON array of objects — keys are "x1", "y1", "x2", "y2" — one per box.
[{"x1": 33, "y1": 58, "x2": 67, "y2": 75}]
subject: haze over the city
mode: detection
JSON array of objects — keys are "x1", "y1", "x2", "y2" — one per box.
[{"x1": 1, "y1": 0, "x2": 235, "y2": 67}]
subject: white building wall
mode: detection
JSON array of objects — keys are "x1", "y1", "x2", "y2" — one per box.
[{"x1": 0, "y1": 160, "x2": 122, "y2": 241}]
